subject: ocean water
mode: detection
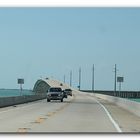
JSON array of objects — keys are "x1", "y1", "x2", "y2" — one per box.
[
  {"x1": 0, "y1": 89, "x2": 34, "y2": 97},
  {"x1": 128, "y1": 98, "x2": 140, "y2": 103}
]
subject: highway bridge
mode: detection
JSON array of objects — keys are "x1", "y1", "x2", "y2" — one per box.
[{"x1": 0, "y1": 78, "x2": 140, "y2": 133}]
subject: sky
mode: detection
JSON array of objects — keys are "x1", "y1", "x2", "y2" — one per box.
[{"x1": 0, "y1": 7, "x2": 140, "y2": 91}]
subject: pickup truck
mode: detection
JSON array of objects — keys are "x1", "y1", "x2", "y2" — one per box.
[
  {"x1": 47, "y1": 87, "x2": 64, "y2": 102},
  {"x1": 64, "y1": 88, "x2": 72, "y2": 96}
]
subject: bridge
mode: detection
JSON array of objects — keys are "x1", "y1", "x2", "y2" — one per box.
[
  {"x1": 33, "y1": 78, "x2": 70, "y2": 93},
  {"x1": 0, "y1": 78, "x2": 140, "y2": 133}
]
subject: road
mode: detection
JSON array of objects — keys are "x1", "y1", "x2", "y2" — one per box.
[{"x1": 0, "y1": 90, "x2": 140, "y2": 133}]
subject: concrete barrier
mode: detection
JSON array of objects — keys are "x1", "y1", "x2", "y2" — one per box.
[
  {"x1": 0, "y1": 78, "x2": 71, "y2": 108},
  {"x1": 90, "y1": 93, "x2": 140, "y2": 118},
  {"x1": 81, "y1": 90, "x2": 140, "y2": 98},
  {"x1": 0, "y1": 94, "x2": 47, "y2": 108}
]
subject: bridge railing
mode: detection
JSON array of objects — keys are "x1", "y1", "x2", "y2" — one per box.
[{"x1": 81, "y1": 90, "x2": 140, "y2": 98}]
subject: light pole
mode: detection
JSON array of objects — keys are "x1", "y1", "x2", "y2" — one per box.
[
  {"x1": 78, "y1": 67, "x2": 81, "y2": 90},
  {"x1": 70, "y1": 70, "x2": 72, "y2": 87},
  {"x1": 114, "y1": 64, "x2": 117, "y2": 96},
  {"x1": 92, "y1": 64, "x2": 95, "y2": 92},
  {"x1": 64, "y1": 75, "x2": 65, "y2": 83}
]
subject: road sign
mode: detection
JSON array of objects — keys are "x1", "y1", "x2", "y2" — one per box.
[
  {"x1": 18, "y1": 79, "x2": 24, "y2": 84},
  {"x1": 117, "y1": 77, "x2": 124, "y2": 96},
  {"x1": 18, "y1": 79, "x2": 24, "y2": 94},
  {"x1": 117, "y1": 77, "x2": 124, "y2": 82}
]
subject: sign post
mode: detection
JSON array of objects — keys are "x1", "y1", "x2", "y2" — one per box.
[
  {"x1": 18, "y1": 79, "x2": 24, "y2": 96},
  {"x1": 117, "y1": 77, "x2": 124, "y2": 97}
]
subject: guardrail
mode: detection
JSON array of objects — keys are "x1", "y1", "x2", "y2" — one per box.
[
  {"x1": 92, "y1": 93, "x2": 140, "y2": 118},
  {"x1": 81, "y1": 90, "x2": 140, "y2": 98},
  {"x1": 0, "y1": 78, "x2": 68, "y2": 108},
  {"x1": 0, "y1": 94, "x2": 47, "y2": 108}
]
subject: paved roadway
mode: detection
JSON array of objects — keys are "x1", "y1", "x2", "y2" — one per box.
[{"x1": 0, "y1": 90, "x2": 140, "y2": 133}]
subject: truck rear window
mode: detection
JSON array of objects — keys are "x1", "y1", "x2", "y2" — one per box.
[
  {"x1": 49, "y1": 88, "x2": 62, "y2": 92},
  {"x1": 65, "y1": 89, "x2": 71, "y2": 91}
]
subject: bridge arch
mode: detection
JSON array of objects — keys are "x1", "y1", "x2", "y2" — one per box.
[{"x1": 33, "y1": 79, "x2": 50, "y2": 94}]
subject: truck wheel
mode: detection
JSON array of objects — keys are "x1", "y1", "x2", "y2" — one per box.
[
  {"x1": 47, "y1": 99, "x2": 50, "y2": 102},
  {"x1": 61, "y1": 99, "x2": 63, "y2": 102}
]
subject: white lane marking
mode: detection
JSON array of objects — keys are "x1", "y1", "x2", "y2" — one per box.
[
  {"x1": 73, "y1": 91, "x2": 122, "y2": 132},
  {"x1": 94, "y1": 98, "x2": 122, "y2": 132}
]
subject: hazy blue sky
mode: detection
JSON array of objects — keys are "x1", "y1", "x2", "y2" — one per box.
[{"x1": 0, "y1": 8, "x2": 140, "y2": 90}]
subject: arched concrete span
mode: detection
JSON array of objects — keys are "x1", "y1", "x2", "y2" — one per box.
[
  {"x1": 33, "y1": 79, "x2": 51, "y2": 94},
  {"x1": 33, "y1": 78, "x2": 71, "y2": 95}
]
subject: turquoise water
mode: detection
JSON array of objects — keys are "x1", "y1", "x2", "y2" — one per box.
[
  {"x1": 128, "y1": 98, "x2": 140, "y2": 103},
  {"x1": 0, "y1": 89, "x2": 34, "y2": 97}
]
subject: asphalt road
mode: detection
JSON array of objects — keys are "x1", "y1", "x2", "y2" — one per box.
[{"x1": 0, "y1": 90, "x2": 140, "y2": 133}]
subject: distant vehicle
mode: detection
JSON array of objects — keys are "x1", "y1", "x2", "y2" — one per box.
[
  {"x1": 63, "y1": 90, "x2": 68, "y2": 98},
  {"x1": 64, "y1": 88, "x2": 72, "y2": 96},
  {"x1": 47, "y1": 87, "x2": 64, "y2": 102},
  {"x1": 60, "y1": 83, "x2": 63, "y2": 86}
]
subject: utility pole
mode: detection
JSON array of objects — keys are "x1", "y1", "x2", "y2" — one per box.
[
  {"x1": 92, "y1": 64, "x2": 95, "y2": 92},
  {"x1": 70, "y1": 70, "x2": 72, "y2": 87},
  {"x1": 78, "y1": 67, "x2": 81, "y2": 90},
  {"x1": 64, "y1": 75, "x2": 65, "y2": 83},
  {"x1": 114, "y1": 64, "x2": 117, "y2": 96}
]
